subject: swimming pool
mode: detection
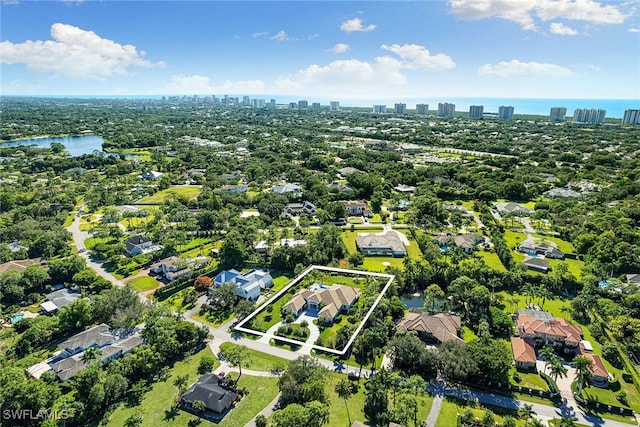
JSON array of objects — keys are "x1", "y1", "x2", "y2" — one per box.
[{"x1": 10, "y1": 313, "x2": 24, "y2": 324}]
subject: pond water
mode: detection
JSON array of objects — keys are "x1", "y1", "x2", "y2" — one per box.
[
  {"x1": 401, "y1": 293, "x2": 425, "y2": 309},
  {"x1": 1, "y1": 135, "x2": 105, "y2": 157}
]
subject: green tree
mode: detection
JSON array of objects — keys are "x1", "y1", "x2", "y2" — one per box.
[
  {"x1": 335, "y1": 377, "x2": 352, "y2": 425},
  {"x1": 221, "y1": 345, "x2": 249, "y2": 385},
  {"x1": 572, "y1": 356, "x2": 593, "y2": 395},
  {"x1": 81, "y1": 346, "x2": 102, "y2": 364},
  {"x1": 424, "y1": 283, "x2": 445, "y2": 313},
  {"x1": 548, "y1": 356, "x2": 568, "y2": 383},
  {"x1": 538, "y1": 346, "x2": 555, "y2": 374}
]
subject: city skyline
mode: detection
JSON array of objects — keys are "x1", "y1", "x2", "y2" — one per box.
[{"x1": 1, "y1": 1, "x2": 639, "y2": 100}]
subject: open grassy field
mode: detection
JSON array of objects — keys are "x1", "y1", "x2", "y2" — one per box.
[
  {"x1": 435, "y1": 396, "x2": 527, "y2": 427},
  {"x1": 476, "y1": 249, "x2": 507, "y2": 272},
  {"x1": 128, "y1": 276, "x2": 161, "y2": 292},
  {"x1": 137, "y1": 186, "x2": 202, "y2": 204}
]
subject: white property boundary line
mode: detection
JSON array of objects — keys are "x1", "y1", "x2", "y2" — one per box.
[{"x1": 234, "y1": 265, "x2": 395, "y2": 356}]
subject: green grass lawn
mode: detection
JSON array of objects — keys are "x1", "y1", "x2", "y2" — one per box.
[
  {"x1": 84, "y1": 237, "x2": 117, "y2": 250},
  {"x1": 531, "y1": 233, "x2": 576, "y2": 254},
  {"x1": 349, "y1": 217, "x2": 364, "y2": 224},
  {"x1": 436, "y1": 396, "x2": 527, "y2": 427},
  {"x1": 137, "y1": 186, "x2": 202, "y2": 204},
  {"x1": 192, "y1": 310, "x2": 235, "y2": 328},
  {"x1": 362, "y1": 257, "x2": 404, "y2": 272},
  {"x1": 104, "y1": 346, "x2": 220, "y2": 426},
  {"x1": 219, "y1": 342, "x2": 289, "y2": 372},
  {"x1": 119, "y1": 216, "x2": 153, "y2": 231},
  {"x1": 128, "y1": 276, "x2": 161, "y2": 292},
  {"x1": 509, "y1": 367, "x2": 548, "y2": 391},
  {"x1": 476, "y1": 249, "x2": 507, "y2": 272}
]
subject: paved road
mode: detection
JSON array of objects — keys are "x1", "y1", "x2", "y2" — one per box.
[
  {"x1": 430, "y1": 381, "x2": 636, "y2": 427},
  {"x1": 67, "y1": 206, "x2": 126, "y2": 288}
]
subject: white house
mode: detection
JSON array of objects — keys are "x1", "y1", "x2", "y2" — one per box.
[{"x1": 213, "y1": 269, "x2": 273, "y2": 301}]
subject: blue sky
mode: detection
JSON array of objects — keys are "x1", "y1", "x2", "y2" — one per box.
[{"x1": 1, "y1": 0, "x2": 639, "y2": 100}]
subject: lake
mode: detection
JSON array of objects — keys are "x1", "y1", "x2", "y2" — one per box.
[{"x1": 1, "y1": 135, "x2": 105, "y2": 157}]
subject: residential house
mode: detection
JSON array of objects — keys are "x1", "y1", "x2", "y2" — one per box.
[
  {"x1": 544, "y1": 187, "x2": 581, "y2": 198},
  {"x1": 626, "y1": 273, "x2": 640, "y2": 286},
  {"x1": 213, "y1": 269, "x2": 273, "y2": 301},
  {"x1": 341, "y1": 200, "x2": 373, "y2": 217},
  {"x1": 139, "y1": 170, "x2": 164, "y2": 181},
  {"x1": 576, "y1": 344, "x2": 610, "y2": 387},
  {"x1": 214, "y1": 184, "x2": 248, "y2": 194},
  {"x1": 356, "y1": 231, "x2": 407, "y2": 257},
  {"x1": 517, "y1": 310, "x2": 582, "y2": 353},
  {"x1": 518, "y1": 241, "x2": 565, "y2": 259},
  {"x1": 494, "y1": 202, "x2": 533, "y2": 216},
  {"x1": 522, "y1": 257, "x2": 550, "y2": 273},
  {"x1": 180, "y1": 373, "x2": 238, "y2": 421},
  {"x1": 124, "y1": 234, "x2": 161, "y2": 256},
  {"x1": 38, "y1": 324, "x2": 143, "y2": 381},
  {"x1": 442, "y1": 204, "x2": 470, "y2": 215},
  {"x1": 279, "y1": 238, "x2": 307, "y2": 248},
  {"x1": 327, "y1": 181, "x2": 354, "y2": 194},
  {"x1": 253, "y1": 241, "x2": 270, "y2": 254},
  {"x1": 150, "y1": 256, "x2": 191, "y2": 282},
  {"x1": 0, "y1": 258, "x2": 43, "y2": 275},
  {"x1": 338, "y1": 167, "x2": 362, "y2": 176},
  {"x1": 393, "y1": 184, "x2": 416, "y2": 193},
  {"x1": 510, "y1": 337, "x2": 537, "y2": 370},
  {"x1": 272, "y1": 183, "x2": 303, "y2": 197},
  {"x1": 283, "y1": 284, "x2": 360, "y2": 324},
  {"x1": 433, "y1": 232, "x2": 484, "y2": 253},
  {"x1": 396, "y1": 312, "x2": 463, "y2": 344},
  {"x1": 282, "y1": 201, "x2": 317, "y2": 218},
  {"x1": 40, "y1": 288, "x2": 81, "y2": 314}
]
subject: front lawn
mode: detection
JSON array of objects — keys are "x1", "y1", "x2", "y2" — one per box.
[
  {"x1": 128, "y1": 276, "x2": 161, "y2": 292},
  {"x1": 104, "y1": 346, "x2": 220, "y2": 426},
  {"x1": 509, "y1": 367, "x2": 548, "y2": 391},
  {"x1": 137, "y1": 186, "x2": 202, "y2": 204},
  {"x1": 219, "y1": 342, "x2": 289, "y2": 372}
]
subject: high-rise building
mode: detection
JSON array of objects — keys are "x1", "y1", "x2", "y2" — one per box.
[
  {"x1": 469, "y1": 105, "x2": 484, "y2": 119},
  {"x1": 269, "y1": 99, "x2": 276, "y2": 108},
  {"x1": 438, "y1": 102, "x2": 455, "y2": 117},
  {"x1": 622, "y1": 109, "x2": 640, "y2": 124},
  {"x1": 373, "y1": 105, "x2": 387, "y2": 114},
  {"x1": 416, "y1": 104, "x2": 429, "y2": 115},
  {"x1": 298, "y1": 100, "x2": 308, "y2": 110},
  {"x1": 330, "y1": 101, "x2": 340, "y2": 111},
  {"x1": 394, "y1": 103, "x2": 407, "y2": 114},
  {"x1": 289, "y1": 102, "x2": 298, "y2": 109},
  {"x1": 312, "y1": 102, "x2": 321, "y2": 111},
  {"x1": 573, "y1": 108, "x2": 606, "y2": 124},
  {"x1": 549, "y1": 107, "x2": 567, "y2": 122},
  {"x1": 498, "y1": 106, "x2": 514, "y2": 120},
  {"x1": 242, "y1": 96, "x2": 250, "y2": 106}
]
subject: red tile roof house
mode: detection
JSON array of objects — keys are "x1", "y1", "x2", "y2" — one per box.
[
  {"x1": 510, "y1": 337, "x2": 537, "y2": 370},
  {"x1": 517, "y1": 310, "x2": 582, "y2": 353},
  {"x1": 578, "y1": 342, "x2": 611, "y2": 388}
]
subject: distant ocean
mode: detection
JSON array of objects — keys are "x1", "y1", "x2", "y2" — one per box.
[{"x1": 17, "y1": 95, "x2": 640, "y2": 119}]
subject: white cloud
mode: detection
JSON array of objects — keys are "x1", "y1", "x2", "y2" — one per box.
[
  {"x1": 0, "y1": 23, "x2": 164, "y2": 80},
  {"x1": 270, "y1": 30, "x2": 289, "y2": 41},
  {"x1": 252, "y1": 31, "x2": 268, "y2": 38},
  {"x1": 340, "y1": 18, "x2": 376, "y2": 32},
  {"x1": 330, "y1": 43, "x2": 350, "y2": 53},
  {"x1": 380, "y1": 44, "x2": 456, "y2": 70},
  {"x1": 449, "y1": 0, "x2": 628, "y2": 30},
  {"x1": 550, "y1": 22, "x2": 578, "y2": 35},
  {"x1": 478, "y1": 59, "x2": 574, "y2": 78},
  {"x1": 629, "y1": 27, "x2": 640, "y2": 33},
  {"x1": 154, "y1": 75, "x2": 265, "y2": 94}
]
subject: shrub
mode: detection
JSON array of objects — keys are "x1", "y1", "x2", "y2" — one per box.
[{"x1": 198, "y1": 356, "x2": 215, "y2": 374}]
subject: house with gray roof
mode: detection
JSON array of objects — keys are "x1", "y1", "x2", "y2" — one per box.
[
  {"x1": 42, "y1": 324, "x2": 143, "y2": 381},
  {"x1": 433, "y1": 232, "x2": 484, "y2": 253},
  {"x1": 180, "y1": 373, "x2": 238, "y2": 421},
  {"x1": 40, "y1": 288, "x2": 81, "y2": 314},
  {"x1": 518, "y1": 240, "x2": 565, "y2": 259},
  {"x1": 495, "y1": 202, "x2": 533, "y2": 216},
  {"x1": 356, "y1": 231, "x2": 407, "y2": 257},
  {"x1": 522, "y1": 256, "x2": 550, "y2": 273},
  {"x1": 544, "y1": 187, "x2": 581, "y2": 198},
  {"x1": 272, "y1": 183, "x2": 302, "y2": 197}
]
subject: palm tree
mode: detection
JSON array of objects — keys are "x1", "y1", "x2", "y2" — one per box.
[
  {"x1": 572, "y1": 356, "x2": 593, "y2": 395},
  {"x1": 559, "y1": 414, "x2": 577, "y2": 427},
  {"x1": 81, "y1": 346, "x2": 102, "y2": 364},
  {"x1": 526, "y1": 418, "x2": 545, "y2": 427},
  {"x1": 548, "y1": 356, "x2": 568, "y2": 383},
  {"x1": 518, "y1": 403, "x2": 536, "y2": 422},
  {"x1": 335, "y1": 377, "x2": 352, "y2": 425},
  {"x1": 538, "y1": 346, "x2": 555, "y2": 374},
  {"x1": 173, "y1": 374, "x2": 189, "y2": 402}
]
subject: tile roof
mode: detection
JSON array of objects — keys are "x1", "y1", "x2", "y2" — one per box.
[
  {"x1": 511, "y1": 337, "x2": 537, "y2": 364},
  {"x1": 517, "y1": 315, "x2": 582, "y2": 344},
  {"x1": 396, "y1": 312, "x2": 463, "y2": 343}
]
